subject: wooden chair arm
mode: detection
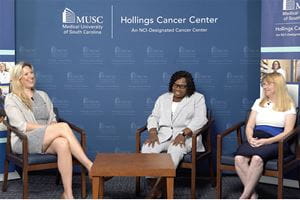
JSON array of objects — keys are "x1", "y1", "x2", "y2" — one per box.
[
  {"x1": 136, "y1": 125, "x2": 147, "y2": 136},
  {"x1": 191, "y1": 119, "x2": 214, "y2": 163},
  {"x1": 218, "y1": 121, "x2": 245, "y2": 140},
  {"x1": 58, "y1": 118, "x2": 86, "y2": 135},
  {"x1": 57, "y1": 117, "x2": 87, "y2": 151},
  {"x1": 3, "y1": 120, "x2": 27, "y2": 140},
  {"x1": 278, "y1": 126, "x2": 300, "y2": 163},
  {"x1": 279, "y1": 126, "x2": 300, "y2": 143},
  {"x1": 135, "y1": 119, "x2": 215, "y2": 154},
  {"x1": 191, "y1": 118, "x2": 214, "y2": 150},
  {"x1": 135, "y1": 125, "x2": 147, "y2": 153},
  {"x1": 193, "y1": 119, "x2": 214, "y2": 137},
  {"x1": 3, "y1": 120, "x2": 29, "y2": 164},
  {"x1": 217, "y1": 121, "x2": 245, "y2": 167}
]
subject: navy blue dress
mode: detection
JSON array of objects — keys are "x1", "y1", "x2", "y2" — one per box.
[{"x1": 235, "y1": 130, "x2": 290, "y2": 163}]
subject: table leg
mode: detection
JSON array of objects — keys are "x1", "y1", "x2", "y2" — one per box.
[
  {"x1": 92, "y1": 177, "x2": 99, "y2": 199},
  {"x1": 166, "y1": 177, "x2": 174, "y2": 199},
  {"x1": 135, "y1": 176, "x2": 140, "y2": 195},
  {"x1": 99, "y1": 177, "x2": 104, "y2": 198}
]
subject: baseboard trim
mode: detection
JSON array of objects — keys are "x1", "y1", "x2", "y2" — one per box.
[
  {"x1": 259, "y1": 176, "x2": 299, "y2": 189},
  {"x1": 0, "y1": 171, "x2": 20, "y2": 181}
]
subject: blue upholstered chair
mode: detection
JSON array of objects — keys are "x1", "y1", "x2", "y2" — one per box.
[
  {"x1": 135, "y1": 109, "x2": 215, "y2": 199},
  {"x1": 1, "y1": 108, "x2": 87, "y2": 199},
  {"x1": 216, "y1": 110, "x2": 300, "y2": 199}
]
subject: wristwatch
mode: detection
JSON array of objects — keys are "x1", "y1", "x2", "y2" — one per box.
[{"x1": 179, "y1": 131, "x2": 186, "y2": 137}]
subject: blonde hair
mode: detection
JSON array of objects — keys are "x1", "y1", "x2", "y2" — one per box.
[
  {"x1": 10, "y1": 62, "x2": 35, "y2": 109},
  {"x1": 260, "y1": 72, "x2": 294, "y2": 112}
]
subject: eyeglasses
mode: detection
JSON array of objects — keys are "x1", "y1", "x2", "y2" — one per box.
[
  {"x1": 260, "y1": 82, "x2": 274, "y2": 87},
  {"x1": 173, "y1": 83, "x2": 187, "y2": 89}
]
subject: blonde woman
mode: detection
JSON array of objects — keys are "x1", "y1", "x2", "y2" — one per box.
[
  {"x1": 5, "y1": 62, "x2": 93, "y2": 199},
  {"x1": 234, "y1": 72, "x2": 296, "y2": 199}
]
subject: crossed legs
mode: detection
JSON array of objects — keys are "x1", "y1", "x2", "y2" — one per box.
[
  {"x1": 235, "y1": 155, "x2": 264, "y2": 199},
  {"x1": 43, "y1": 122, "x2": 93, "y2": 199}
]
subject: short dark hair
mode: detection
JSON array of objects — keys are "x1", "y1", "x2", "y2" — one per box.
[{"x1": 168, "y1": 71, "x2": 196, "y2": 97}]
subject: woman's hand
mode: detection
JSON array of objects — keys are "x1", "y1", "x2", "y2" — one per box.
[
  {"x1": 249, "y1": 137, "x2": 269, "y2": 147},
  {"x1": 253, "y1": 138, "x2": 270, "y2": 147},
  {"x1": 248, "y1": 137, "x2": 258, "y2": 147},
  {"x1": 172, "y1": 133, "x2": 185, "y2": 147},
  {"x1": 26, "y1": 122, "x2": 46, "y2": 131},
  {"x1": 144, "y1": 128, "x2": 159, "y2": 147}
]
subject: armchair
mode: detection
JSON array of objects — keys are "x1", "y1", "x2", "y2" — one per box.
[
  {"x1": 135, "y1": 110, "x2": 215, "y2": 199},
  {"x1": 1, "y1": 109, "x2": 87, "y2": 199},
  {"x1": 216, "y1": 110, "x2": 300, "y2": 199}
]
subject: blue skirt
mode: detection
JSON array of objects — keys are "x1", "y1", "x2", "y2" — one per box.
[{"x1": 235, "y1": 130, "x2": 290, "y2": 163}]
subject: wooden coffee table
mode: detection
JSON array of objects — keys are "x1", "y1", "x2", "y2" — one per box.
[{"x1": 90, "y1": 153, "x2": 176, "y2": 199}]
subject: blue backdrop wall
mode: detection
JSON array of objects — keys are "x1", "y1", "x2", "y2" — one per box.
[
  {"x1": 0, "y1": 0, "x2": 15, "y2": 174},
  {"x1": 0, "y1": 0, "x2": 15, "y2": 62},
  {"x1": 15, "y1": 0, "x2": 261, "y2": 159}
]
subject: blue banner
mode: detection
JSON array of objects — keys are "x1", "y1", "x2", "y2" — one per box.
[
  {"x1": 260, "y1": 0, "x2": 300, "y2": 104},
  {"x1": 261, "y1": 0, "x2": 300, "y2": 59},
  {"x1": 261, "y1": 0, "x2": 300, "y2": 181},
  {"x1": 16, "y1": 0, "x2": 261, "y2": 157}
]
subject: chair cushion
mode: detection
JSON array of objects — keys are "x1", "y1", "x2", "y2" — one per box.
[
  {"x1": 182, "y1": 151, "x2": 208, "y2": 163},
  {"x1": 221, "y1": 154, "x2": 235, "y2": 165},
  {"x1": 182, "y1": 152, "x2": 192, "y2": 163},
  {"x1": 264, "y1": 155, "x2": 295, "y2": 170},
  {"x1": 221, "y1": 153, "x2": 296, "y2": 170},
  {"x1": 15, "y1": 153, "x2": 57, "y2": 165}
]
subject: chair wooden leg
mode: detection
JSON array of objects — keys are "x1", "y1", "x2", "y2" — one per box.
[
  {"x1": 22, "y1": 169, "x2": 29, "y2": 199},
  {"x1": 2, "y1": 158, "x2": 9, "y2": 192},
  {"x1": 208, "y1": 157, "x2": 216, "y2": 187},
  {"x1": 216, "y1": 168, "x2": 222, "y2": 199},
  {"x1": 81, "y1": 165, "x2": 87, "y2": 198},
  {"x1": 277, "y1": 176, "x2": 283, "y2": 199},
  {"x1": 191, "y1": 166, "x2": 196, "y2": 199},
  {"x1": 135, "y1": 177, "x2": 140, "y2": 195},
  {"x1": 55, "y1": 170, "x2": 61, "y2": 185},
  {"x1": 298, "y1": 167, "x2": 300, "y2": 189}
]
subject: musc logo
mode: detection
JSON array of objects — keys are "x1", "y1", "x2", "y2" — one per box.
[
  {"x1": 62, "y1": 8, "x2": 103, "y2": 24},
  {"x1": 62, "y1": 8, "x2": 75, "y2": 23},
  {"x1": 283, "y1": 0, "x2": 300, "y2": 10}
]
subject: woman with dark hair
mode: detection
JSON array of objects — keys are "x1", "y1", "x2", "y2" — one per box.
[
  {"x1": 272, "y1": 60, "x2": 286, "y2": 79},
  {"x1": 142, "y1": 70, "x2": 208, "y2": 197}
]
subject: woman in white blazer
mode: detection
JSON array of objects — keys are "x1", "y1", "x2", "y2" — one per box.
[
  {"x1": 5, "y1": 62, "x2": 93, "y2": 199},
  {"x1": 142, "y1": 71, "x2": 208, "y2": 197}
]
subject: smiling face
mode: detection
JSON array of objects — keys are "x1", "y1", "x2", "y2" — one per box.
[
  {"x1": 172, "y1": 77, "x2": 187, "y2": 101},
  {"x1": 20, "y1": 66, "x2": 35, "y2": 89}
]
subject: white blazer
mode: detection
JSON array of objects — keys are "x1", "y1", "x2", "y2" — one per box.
[
  {"x1": 5, "y1": 90, "x2": 57, "y2": 148},
  {"x1": 147, "y1": 92, "x2": 208, "y2": 152}
]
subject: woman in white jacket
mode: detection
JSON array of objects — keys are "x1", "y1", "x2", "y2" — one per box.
[{"x1": 142, "y1": 70, "x2": 208, "y2": 197}]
